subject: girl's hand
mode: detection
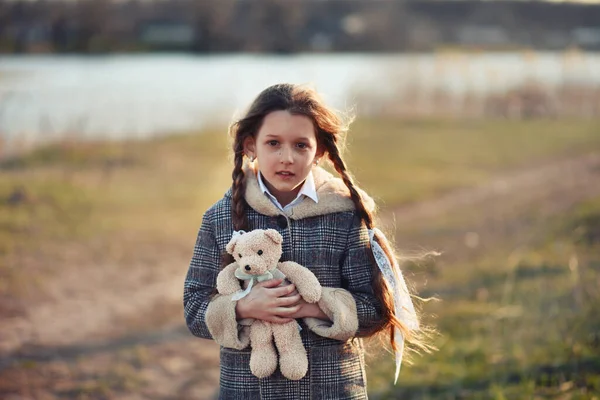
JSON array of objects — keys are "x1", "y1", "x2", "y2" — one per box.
[
  {"x1": 235, "y1": 278, "x2": 301, "y2": 324},
  {"x1": 279, "y1": 282, "x2": 331, "y2": 321},
  {"x1": 284, "y1": 297, "x2": 331, "y2": 321}
]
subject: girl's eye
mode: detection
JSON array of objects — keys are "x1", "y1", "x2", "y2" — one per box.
[
  {"x1": 297, "y1": 143, "x2": 308, "y2": 149},
  {"x1": 238, "y1": 254, "x2": 242, "y2": 258},
  {"x1": 257, "y1": 250, "x2": 263, "y2": 255},
  {"x1": 267, "y1": 140, "x2": 278, "y2": 146}
]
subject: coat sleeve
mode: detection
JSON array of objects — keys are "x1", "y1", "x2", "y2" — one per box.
[
  {"x1": 304, "y1": 214, "x2": 384, "y2": 340},
  {"x1": 183, "y1": 210, "x2": 250, "y2": 349}
]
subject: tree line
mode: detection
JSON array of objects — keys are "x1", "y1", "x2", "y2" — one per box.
[{"x1": 1, "y1": 0, "x2": 599, "y2": 53}]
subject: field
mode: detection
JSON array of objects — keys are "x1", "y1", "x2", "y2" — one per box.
[{"x1": 1, "y1": 117, "x2": 599, "y2": 399}]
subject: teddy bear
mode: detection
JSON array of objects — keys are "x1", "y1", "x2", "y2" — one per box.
[{"x1": 216, "y1": 228, "x2": 322, "y2": 380}]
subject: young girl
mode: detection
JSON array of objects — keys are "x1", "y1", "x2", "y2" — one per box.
[{"x1": 183, "y1": 83, "x2": 425, "y2": 399}]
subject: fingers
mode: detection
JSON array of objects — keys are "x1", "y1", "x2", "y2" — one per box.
[
  {"x1": 254, "y1": 280, "x2": 296, "y2": 298},
  {"x1": 257, "y1": 278, "x2": 284, "y2": 288},
  {"x1": 271, "y1": 284, "x2": 296, "y2": 297},
  {"x1": 273, "y1": 305, "x2": 300, "y2": 317},
  {"x1": 282, "y1": 289, "x2": 299, "y2": 298},
  {"x1": 276, "y1": 293, "x2": 301, "y2": 306}
]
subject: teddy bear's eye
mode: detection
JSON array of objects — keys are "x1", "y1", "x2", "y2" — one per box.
[
  {"x1": 257, "y1": 250, "x2": 263, "y2": 255},
  {"x1": 238, "y1": 254, "x2": 242, "y2": 258}
]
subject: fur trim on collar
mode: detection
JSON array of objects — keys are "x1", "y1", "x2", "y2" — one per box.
[{"x1": 238, "y1": 162, "x2": 376, "y2": 220}]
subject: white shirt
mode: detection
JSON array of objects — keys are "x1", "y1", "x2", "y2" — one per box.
[{"x1": 257, "y1": 170, "x2": 318, "y2": 212}]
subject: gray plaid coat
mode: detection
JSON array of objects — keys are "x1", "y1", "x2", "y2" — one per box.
[{"x1": 184, "y1": 166, "x2": 384, "y2": 399}]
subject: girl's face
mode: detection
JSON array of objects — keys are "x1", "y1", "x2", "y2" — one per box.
[{"x1": 244, "y1": 110, "x2": 321, "y2": 206}]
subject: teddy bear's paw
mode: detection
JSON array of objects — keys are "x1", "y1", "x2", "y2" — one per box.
[
  {"x1": 250, "y1": 346, "x2": 278, "y2": 378},
  {"x1": 279, "y1": 351, "x2": 308, "y2": 381},
  {"x1": 300, "y1": 286, "x2": 321, "y2": 303}
]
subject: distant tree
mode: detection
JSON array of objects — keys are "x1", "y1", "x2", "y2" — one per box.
[
  {"x1": 243, "y1": 0, "x2": 307, "y2": 53},
  {"x1": 75, "y1": 0, "x2": 110, "y2": 52},
  {"x1": 189, "y1": 0, "x2": 237, "y2": 52},
  {"x1": 51, "y1": 15, "x2": 69, "y2": 52}
]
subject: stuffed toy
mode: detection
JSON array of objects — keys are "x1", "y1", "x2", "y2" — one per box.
[{"x1": 216, "y1": 228, "x2": 322, "y2": 380}]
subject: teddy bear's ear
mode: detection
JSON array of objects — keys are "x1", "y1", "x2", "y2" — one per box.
[
  {"x1": 226, "y1": 236, "x2": 238, "y2": 255},
  {"x1": 264, "y1": 229, "x2": 283, "y2": 245},
  {"x1": 226, "y1": 230, "x2": 246, "y2": 254}
]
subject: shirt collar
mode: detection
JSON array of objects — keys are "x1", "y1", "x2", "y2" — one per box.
[{"x1": 257, "y1": 170, "x2": 319, "y2": 211}]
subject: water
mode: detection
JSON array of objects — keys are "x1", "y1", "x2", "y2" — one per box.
[{"x1": 0, "y1": 52, "x2": 599, "y2": 143}]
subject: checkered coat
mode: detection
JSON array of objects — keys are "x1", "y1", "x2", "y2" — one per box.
[{"x1": 184, "y1": 165, "x2": 385, "y2": 399}]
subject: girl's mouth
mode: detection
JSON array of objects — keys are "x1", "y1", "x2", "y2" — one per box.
[{"x1": 276, "y1": 171, "x2": 295, "y2": 179}]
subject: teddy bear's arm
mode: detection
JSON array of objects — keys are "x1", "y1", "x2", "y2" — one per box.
[
  {"x1": 216, "y1": 262, "x2": 242, "y2": 295},
  {"x1": 278, "y1": 261, "x2": 321, "y2": 303}
]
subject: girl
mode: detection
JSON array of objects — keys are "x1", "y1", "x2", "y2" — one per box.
[{"x1": 183, "y1": 83, "x2": 426, "y2": 399}]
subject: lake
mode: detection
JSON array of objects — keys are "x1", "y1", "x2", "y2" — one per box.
[{"x1": 1, "y1": 52, "x2": 599, "y2": 144}]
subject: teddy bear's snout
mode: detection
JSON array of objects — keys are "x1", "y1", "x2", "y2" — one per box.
[{"x1": 238, "y1": 255, "x2": 270, "y2": 275}]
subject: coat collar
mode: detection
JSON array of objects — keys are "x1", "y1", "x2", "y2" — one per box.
[{"x1": 229, "y1": 162, "x2": 376, "y2": 220}]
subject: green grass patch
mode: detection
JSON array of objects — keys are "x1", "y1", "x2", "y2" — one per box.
[
  {"x1": 1, "y1": 117, "x2": 600, "y2": 396},
  {"x1": 347, "y1": 118, "x2": 600, "y2": 205},
  {"x1": 1, "y1": 117, "x2": 599, "y2": 301},
  {"x1": 368, "y1": 197, "x2": 600, "y2": 399},
  {"x1": 0, "y1": 129, "x2": 231, "y2": 299}
]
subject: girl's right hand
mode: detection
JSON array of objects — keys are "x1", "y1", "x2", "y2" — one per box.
[{"x1": 235, "y1": 278, "x2": 301, "y2": 324}]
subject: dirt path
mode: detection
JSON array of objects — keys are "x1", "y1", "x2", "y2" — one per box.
[
  {"x1": 1, "y1": 151, "x2": 600, "y2": 399},
  {"x1": 384, "y1": 152, "x2": 600, "y2": 262},
  {"x1": 390, "y1": 152, "x2": 600, "y2": 225}
]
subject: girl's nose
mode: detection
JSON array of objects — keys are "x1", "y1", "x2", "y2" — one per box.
[{"x1": 279, "y1": 147, "x2": 293, "y2": 163}]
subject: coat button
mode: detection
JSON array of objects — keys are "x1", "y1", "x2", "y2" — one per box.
[{"x1": 277, "y1": 215, "x2": 288, "y2": 229}]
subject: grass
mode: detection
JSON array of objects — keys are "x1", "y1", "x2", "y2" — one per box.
[
  {"x1": 1, "y1": 116, "x2": 600, "y2": 398},
  {"x1": 0, "y1": 130, "x2": 238, "y2": 331},
  {"x1": 367, "y1": 197, "x2": 600, "y2": 399},
  {"x1": 2, "y1": 117, "x2": 599, "y2": 299},
  {"x1": 346, "y1": 118, "x2": 600, "y2": 206},
  {"x1": 3, "y1": 117, "x2": 598, "y2": 243}
]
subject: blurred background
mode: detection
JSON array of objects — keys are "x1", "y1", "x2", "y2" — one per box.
[{"x1": 1, "y1": 0, "x2": 599, "y2": 399}]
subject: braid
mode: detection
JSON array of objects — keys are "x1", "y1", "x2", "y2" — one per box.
[
  {"x1": 324, "y1": 136, "x2": 374, "y2": 228},
  {"x1": 231, "y1": 139, "x2": 249, "y2": 232},
  {"x1": 218, "y1": 138, "x2": 249, "y2": 274},
  {"x1": 324, "y1": 132, "x2": 412, "y2": 342}
]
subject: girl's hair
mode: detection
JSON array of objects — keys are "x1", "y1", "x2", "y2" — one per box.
[{"x1": 228, "y1": 83, "x2": 433, "y2": 360}]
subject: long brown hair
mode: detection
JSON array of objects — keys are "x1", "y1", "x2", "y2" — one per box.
[{"x1": 228, "y1": 83, "x2": 433, "y2": 359}]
